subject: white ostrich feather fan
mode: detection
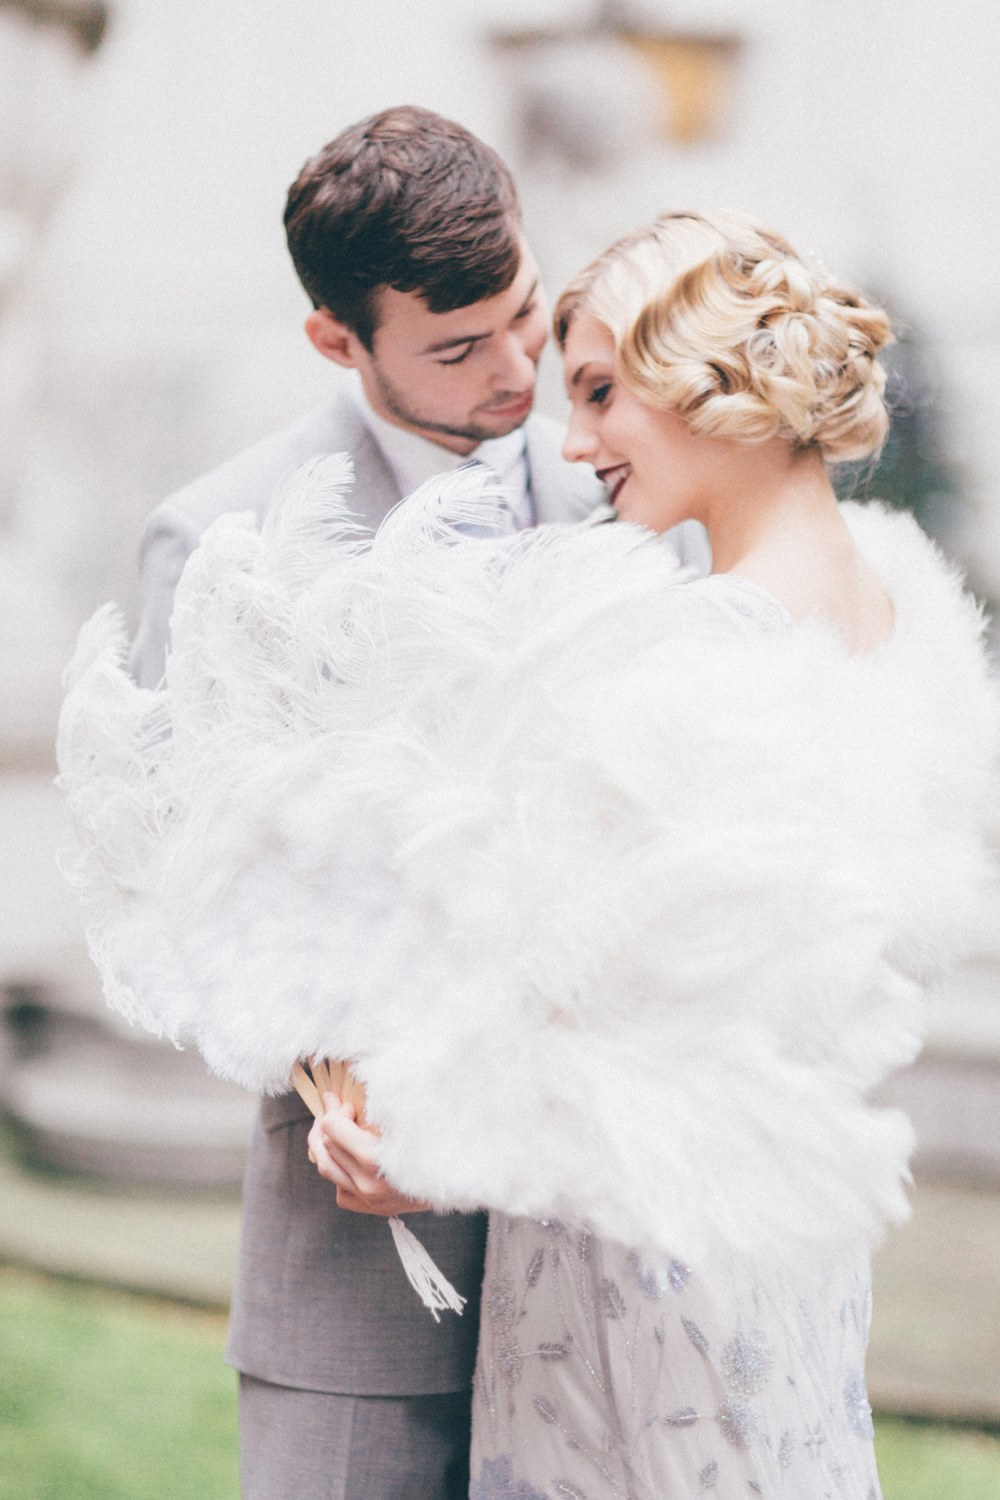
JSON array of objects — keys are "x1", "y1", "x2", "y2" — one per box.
[{"x1": 57, "y1": 456, "x2": 998, "y2": 1265}]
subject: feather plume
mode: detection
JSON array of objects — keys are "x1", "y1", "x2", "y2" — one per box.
[{"x1": 57, "y1": 456, "x2": 999, "y2": 1264}]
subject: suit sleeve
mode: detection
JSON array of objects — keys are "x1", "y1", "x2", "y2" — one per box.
[{"x1": 129, "y1": 502, "x2": 202, "y2": 688}]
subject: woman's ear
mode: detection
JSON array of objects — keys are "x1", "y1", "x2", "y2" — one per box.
[{"x1": 305, "y1": 308, "x2": 362, "y2": 369}]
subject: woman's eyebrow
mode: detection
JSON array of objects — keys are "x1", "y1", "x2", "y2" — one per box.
[{"x1": 571, "y1": 361, "x2": 603, "y2": 388}]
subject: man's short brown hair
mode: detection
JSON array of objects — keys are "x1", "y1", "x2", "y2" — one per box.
[{"x1": 284, "y1": 106, "x2": 522, "y2": 349}]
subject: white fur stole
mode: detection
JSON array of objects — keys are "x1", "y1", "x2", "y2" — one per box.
[{"x1": 57, "y1": 458, "x2": 998, "y2": 1264}]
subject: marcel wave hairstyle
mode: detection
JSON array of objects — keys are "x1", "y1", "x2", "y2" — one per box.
[
  {"x1": 554, "y1": 211, "x2": 893, "y2": 463},
  {"x1": 285, "y1": 106, "x2": 521, "y2": 350}
]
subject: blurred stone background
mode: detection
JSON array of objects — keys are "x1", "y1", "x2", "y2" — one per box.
[{"x1": 0, "y1": 0, "x2": 997, "y2": 1425}]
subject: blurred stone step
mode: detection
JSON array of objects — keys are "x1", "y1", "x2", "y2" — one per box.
[
  {"x1": 880, "y1": 1050, "x2": 1000, "y2": 1187},
  {"x1": 2, "y1": 980, "x2": 257, "y2": 1189},
  {"x1": 869, "y1": 1181, "x2": 1000, "y2": 1424},
  {"x1": 0, "y1": 1130, "x2": 240, "y2": 1306},
  {"x1": 924, "y1": 953, "x2": 1000, "y2": 1060},
  {"x1": 883, "y1": 948, "x2": 1000, "y2": 1186}
]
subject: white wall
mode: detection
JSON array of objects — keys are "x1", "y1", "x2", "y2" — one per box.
[
  {"x1": 3, "y1": 0, "x2": 999, "y2": 759},
  {"x1": 511, "y1": 1, "x2": 1000, "y2": 588}
]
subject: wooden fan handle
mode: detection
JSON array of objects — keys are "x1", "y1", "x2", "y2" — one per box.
[{"x1": 296, "y1": 1057, "x2": 369, "y2": 1130}]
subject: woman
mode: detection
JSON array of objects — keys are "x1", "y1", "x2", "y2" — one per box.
[
  {"x1": 287, "y1": 213, "x2": 993, "y2": 1499},
  {"x1": 465, "y1": 215, "x2": 908, "y2": 1499},
  {"x1": 59, "y1": 214, "x2": 995, "y2": 1497}
]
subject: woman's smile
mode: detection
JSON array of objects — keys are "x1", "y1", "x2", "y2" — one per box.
[{"x1": 597, "y1": 462, "x2": 632, "y2": 505}]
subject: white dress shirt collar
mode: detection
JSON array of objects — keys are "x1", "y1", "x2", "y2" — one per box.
[{"x1": 345, "y1": 374, "x2": 533, "y2": 526}]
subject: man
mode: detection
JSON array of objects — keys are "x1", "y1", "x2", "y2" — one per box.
[{"x1": 131, "y1": 106, "x2": 604, "y2": 1500}]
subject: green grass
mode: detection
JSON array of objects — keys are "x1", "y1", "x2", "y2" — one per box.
[
  {"x1": 1, "y1": 1266, "x2": 998, "y2": 1498},
  {"x1": 0, "y1": 1268, "x2": 238, "y2": 1500},
  {"x1": 876, "y1": 1419, "x2": 1000, "y2": 1500}
]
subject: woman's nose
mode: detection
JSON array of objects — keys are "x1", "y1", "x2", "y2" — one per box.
[{"x1": 562, "y1": 409, "x2": 597, "y2": 465}]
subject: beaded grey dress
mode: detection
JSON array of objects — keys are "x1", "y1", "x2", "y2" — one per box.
[{"x1": 469, "y1": 577, "x2": 883, "y2": 1500}]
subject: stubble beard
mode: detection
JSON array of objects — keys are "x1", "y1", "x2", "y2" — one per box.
[{"x1": 371, "y1": 364, "x2": 531, "y2": 448}]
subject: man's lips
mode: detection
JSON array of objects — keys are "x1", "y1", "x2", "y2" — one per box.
[
  {"x1": 482, "y1": 393, "x2": 533, "y2": 419},
  {"x1": 598, "y1": 464, "x2": 632, "y2": 504}
]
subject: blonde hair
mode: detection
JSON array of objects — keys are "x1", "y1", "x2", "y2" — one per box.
[{"x1": 554, "y1": 211, "x2": 893, "y2": 463}]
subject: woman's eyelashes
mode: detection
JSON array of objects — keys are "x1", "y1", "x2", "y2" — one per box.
[{"x1": 587, "y1": 381, "x2": 613, "y2": 407}]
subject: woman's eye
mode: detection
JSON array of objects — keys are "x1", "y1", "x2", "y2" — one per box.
[
  {"x1": 588, "y1": 382, "x2": 612, "y2": 406},
  {"x1": 438, "y1": 344, "x2": 475, "y2": 366}
]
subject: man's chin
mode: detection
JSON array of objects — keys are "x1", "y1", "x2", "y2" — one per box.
[
  {"x1": 432, "y1": 409, "x2": 532, "y2": 447},
  {"x1": 372, "y1": 374, "x2": 533, "y2": 449}
]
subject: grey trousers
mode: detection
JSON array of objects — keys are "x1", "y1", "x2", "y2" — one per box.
[{"x1": 238, "y1": 1375, "x2": 472, "y2": 1500}]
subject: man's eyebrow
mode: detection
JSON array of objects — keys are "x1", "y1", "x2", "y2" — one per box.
[
  {"x1": 419, "y1": 279, "x2": 540, "y2": 356},
  {"x1": 515, "y1": 277, "x2": 540, "y2": 316}
]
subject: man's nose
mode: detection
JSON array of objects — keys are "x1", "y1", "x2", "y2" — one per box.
[{"x1": 494, "y1": 332, "x2": 537, "y2": 393}]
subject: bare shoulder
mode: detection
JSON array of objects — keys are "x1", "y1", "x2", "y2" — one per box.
[{"x1": 725, "y1": 520, "x2": 894, "y2": 653}]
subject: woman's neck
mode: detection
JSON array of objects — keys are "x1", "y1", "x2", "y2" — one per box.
[
  {"x1": 704, "y1": 445, "x2": 837, "y2": 578},
  {"x1": 702, "y1": 445, "x2": 894, "y2": 650}
]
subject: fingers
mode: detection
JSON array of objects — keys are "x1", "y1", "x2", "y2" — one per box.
[
  {"x1": 329, "y1": 1091, "x2": 357, "y2": 1123},
  {"x1": 335, "y1": 1185, "x2": 436, "y2": 1217},
  {"x1": 307, "y1": 1092, "x2": 381, "y2": 1198},
  {"x1": 335, "y1": 1185, "x2": 395, "y2": 1216},
  {"x1": 318, "y1": 1093, "x2": 380, "y2": 1180},
  {"x1": 324, "y1": 1142, "x2": 382, "y2": 1199},
  {"x1": 306, "y1": 1113, "x2": 356, "y2": 1192},
  {"x1": 306, "y1": 1092, "x2": 434, "y2": 1215}
]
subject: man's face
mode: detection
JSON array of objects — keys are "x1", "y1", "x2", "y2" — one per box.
[{"x1": 323, "y1": 237, "x2": 549, "y2": 455}]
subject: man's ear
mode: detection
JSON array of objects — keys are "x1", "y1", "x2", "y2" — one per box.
[{"x1": 305, "y1": 308, "x2": 364, "y2": 369}]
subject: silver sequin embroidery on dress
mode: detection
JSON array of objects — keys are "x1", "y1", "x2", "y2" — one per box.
[{"x1": 471, "y1": 1215, "x2": 883, "y2": 1500}]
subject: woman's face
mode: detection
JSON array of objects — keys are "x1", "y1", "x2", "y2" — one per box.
[{"x1": 561, "y1": 313, "x2": 725, "y2": 532}]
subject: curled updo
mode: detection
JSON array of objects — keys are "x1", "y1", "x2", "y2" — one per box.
[{"x1": 554, "y1": 212, "x2": 893, "y2": 463}]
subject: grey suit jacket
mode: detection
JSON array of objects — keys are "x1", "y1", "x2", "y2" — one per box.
[{"x1": 131, "y1": 390, "x2": 604, "y2": 1396}]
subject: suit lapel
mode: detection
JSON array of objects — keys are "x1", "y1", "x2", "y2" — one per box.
[{"x1": 322, "y1": 395, "x2": 402, "y2": 528}]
